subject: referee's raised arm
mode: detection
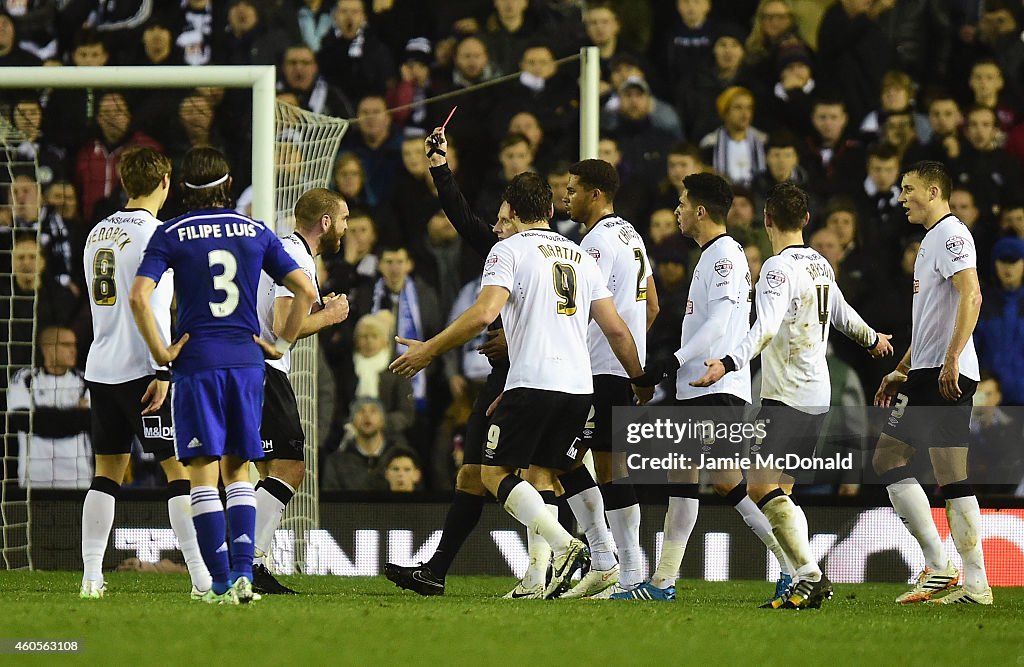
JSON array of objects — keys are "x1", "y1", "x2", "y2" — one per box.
[{"x1": 425, "y1": 127, "x2": 498, "y2": 257}]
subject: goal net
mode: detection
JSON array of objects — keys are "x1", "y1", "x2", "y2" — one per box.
[
  {"x1": 0, "y1": 66, "x2": 347, "y2": 571},
  {"x1": 272, "y1": 101, "x2": 348, "y2": 574}
]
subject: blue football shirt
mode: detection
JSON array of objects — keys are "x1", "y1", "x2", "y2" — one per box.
[{"x1": 137, "y1": 208, "x2": 300, "y2": 376}]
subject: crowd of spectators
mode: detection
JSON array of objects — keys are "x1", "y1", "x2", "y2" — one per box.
[{"x1": 2, "y1": 0, "x2": 1024, "y2": 494}]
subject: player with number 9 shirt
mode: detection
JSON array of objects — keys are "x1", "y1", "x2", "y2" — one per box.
[{"x1": 130, "y1": 147, "x2": 316, "y2": 604}]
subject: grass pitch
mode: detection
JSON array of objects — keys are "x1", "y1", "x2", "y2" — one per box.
[{"x1": 2, "y1": 572, "x2": 1023, "y2": 666}]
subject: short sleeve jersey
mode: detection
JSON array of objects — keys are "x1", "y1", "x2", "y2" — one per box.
[
  {"x1": 676, "y1": 234, "x2": 753, "y2": 402},
  {"x1": 136, "y1": 208, "x2": 300, "y2": 376},
  {"x1": 481, "y1": 229, "x2": 611, "y2": 395},
  {"x1": 581, "y1": 215, "x2": 652, "y2": 378},
  {"x1": 84, "y1": 209, "x2": 173, "y2": 384},
  {"x1": 911, "y1": 215, "x2": 980, "y2": 380},
  {"x1": 256, "y1": 232, "x2": 321, "y2": 374}
]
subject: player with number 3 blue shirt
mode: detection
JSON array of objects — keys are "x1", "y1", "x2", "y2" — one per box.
[{"x1": 130, "y1": 147, "x2": 317, "y2": 605}]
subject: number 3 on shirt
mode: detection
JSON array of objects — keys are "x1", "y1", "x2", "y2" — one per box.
[
  {"x1": 552, "y1": 262, "x2": 577, "y2": 316},
  {"x1": 208, "y1": 250, "x2": 239, "y2": 317}
]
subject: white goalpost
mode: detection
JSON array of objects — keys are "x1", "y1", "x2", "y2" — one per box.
[{"x1": 0, "y1": 66, "x2": 348, "y2": 571}]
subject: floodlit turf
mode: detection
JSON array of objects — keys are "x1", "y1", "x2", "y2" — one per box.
[{"x1": 1, "y1": 572, "x2": 1023, "y2": 666}]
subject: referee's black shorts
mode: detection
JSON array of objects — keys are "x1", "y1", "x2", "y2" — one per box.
[
  {"x1": 462, "y1": 369, "x2": 506, "y2": 466},
  {"x1": 881, "y1": 367, "x2": 977, "y2": 448},
  {"x1": 259, "y1": 365, "x2": 305, "y2": 461},
  {"x1": 89, "y1": 376, "x2": 175, "y2": 461}
]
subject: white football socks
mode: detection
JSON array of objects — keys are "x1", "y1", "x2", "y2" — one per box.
[
  {"x1": 503, "y1": 482, "x2": 573, "y2": 581},
  {"x1": 167, "y1": 494, "x2": 212, "y2": 592},
  {"x1": 606, "y1": 504, "x2": 643, "y2": 588},
  {"x1": 254, "y1": 477, "x2": 295, "y2": 559},
  {"x1": 650, "y1": 497, "x2": 697, "y2": 589},
  {"x1": 887, "y1": 478, "x2": 947, "y2": 571},
  {"x1": 734, "y1": 494, "x2": 794, "y2": 576},
  {"x1": 761, "y1": 495, "x2": 820, "y2": 582},
  {"x1": 946, "y1": 495, "x2": 989, "y2": 593},
  {"x1": 81, "y1": 489, "x2": 115, "y2": 584},
  {"x1": 566, "y1": 486, "x2": 616, "y2": 571}
]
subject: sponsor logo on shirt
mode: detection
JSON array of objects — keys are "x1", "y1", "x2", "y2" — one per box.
[
  {"x1": 485, "y1": 254, "x2": 500, "y2": 269},
  {"x1": 766, "y1": 270, "x2": 786, "y2": 288},
  {"x1": 142, "y1": 416, "x2": 173, "y2": 441},
  {"x1": 946, "y1": 236, "x2": 966, "y2": 256},
  {"x1": 714, "y1": 259, "x2": 733, "y2": 277},
  {"x1": 913, "y1": 279, "x2": 920, "y2": 294},
  {"x1": 686, "y1": 300, "x2": 693, "y2": 315}
]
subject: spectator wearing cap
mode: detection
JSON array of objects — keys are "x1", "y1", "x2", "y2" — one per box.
[
  {"x1": 755, "y1": 41, "x2": 817, "y2": 137},
  {"x1": 318, "y1": 0, "x2": 395, "y2": 100},
  {"x1": 278, "y1": 43, "x2": 354, "y2": 118},
  {"x1": 682, "y1": 22, "x2": 752, "y2": 141},
  {"x1": 699, "y1": 86, "x2": 766, "y2": 187},
  {"x1": 608, "y1": 75, "x2": 682, "y2": 189},
  {"x1": 387, "y1": 37, "x2": 437, "y2": 137},
  {"x1": 601, "y1": 74, "x2": 682, "y2": 139},
  {"x1": 320, "y1": 398, "x2": 399, "y2": 492},
  {"x1": 976, "y1": 237, "x2": 1024, "y2": 405}
]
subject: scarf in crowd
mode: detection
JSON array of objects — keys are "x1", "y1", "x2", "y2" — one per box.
[
  {"x1": 373, "y1": 276, "x2": 425, "y2": 409},
  {"x1": 712, "y1": 127, "x2": 765, "y2": 187}
]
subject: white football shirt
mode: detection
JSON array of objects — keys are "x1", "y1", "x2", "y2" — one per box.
[
  {"x1": 676, "y1": 234, "x2": 753, "y2": 402},
  {"x1": 482, "y1": 228, "x2": 610, "y2": 394},
  {"x1": 582, "y1": 215, "x2": 652, "y2": 377},
  {"x1": 911, "y1": 215, "x2": 980, "y2": 380},
  {"x1": 8, "y1": 367, "x2": 92, "y2": 489},
  {"x1": 257, "y1": 232, "x2": 321, "y2": 374},
  {"x1": 729, "y1": 246, "x2": 877, "y2": 414},
  {"x1": 84, "y1": 209, "x2": 173, "y2": 384}
]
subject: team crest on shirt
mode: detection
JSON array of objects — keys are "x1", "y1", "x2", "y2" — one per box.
[
  {"x1": 946, "y1": 236, "x2": 966, "y2": 256},
  {"x1": 587, "y1": 247, "x2": 600, "y2": 260},
  {"x1": 766, "y1": 270, "x2": 786, "y2": 288},
  {"x1": 714, "y1": 259, "x2": 733, "y2": 277},
  {"x1": 485, "y1": 254, "x2": 499, "y2": 269}
]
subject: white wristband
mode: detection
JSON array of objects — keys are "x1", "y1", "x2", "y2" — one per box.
[{"x1": 275, "y1": 338, "x2": 293, "y2": 355}]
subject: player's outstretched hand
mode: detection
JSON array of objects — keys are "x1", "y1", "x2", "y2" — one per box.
[
  {"x1": 253, "y1": 334, "x2": 284, "y2": 360},
  {"x1": 873, "y1": 369, "x2": 908, "y2": 407},
  {"x1": 153, "y1": 333, "x2": 189, "y2": 366},
  {"x1": 869, "y1": 333, "x2": 894, "y2": 358},
  {"x1": 938, "y1": 360, "x2": 962, "y2": 401},
  {"x1": 321, "y1": 293, "x2": 350, "y2": 325},
  {"x1": 477, "y1": 328, "x2": 508, "y2": 361},
  {"x1": 690, "y1": 359, "x2": 725, "y2": 387},
  {"x1": 390, "y1": 336, "x2": 434, "y2": 377},
  {"x1": 632, "y1": 384, "x2": 654, "y2": 405},
  {"x1": 486, "y1": 391, "x2": 503, "y2": 417},
  {"x1": 140, "y1": 378, "x2": 169, "y2": 415}
]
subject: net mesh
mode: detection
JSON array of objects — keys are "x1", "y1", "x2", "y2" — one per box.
[
  {"x1": 272, "y1": 101, "x2": 348, "y2": 574},
  {"x1": 1, "y1": 118, "x2": 41, "y2": 570}
]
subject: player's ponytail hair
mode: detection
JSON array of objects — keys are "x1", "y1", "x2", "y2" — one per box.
[{"x1": 180, "y1": 146, "x2": 233, "y2": 210}]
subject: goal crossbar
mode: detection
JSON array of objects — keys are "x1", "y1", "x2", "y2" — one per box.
[{"x1": 0, "y1": 66, "x2": 277, "y2": 224}]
